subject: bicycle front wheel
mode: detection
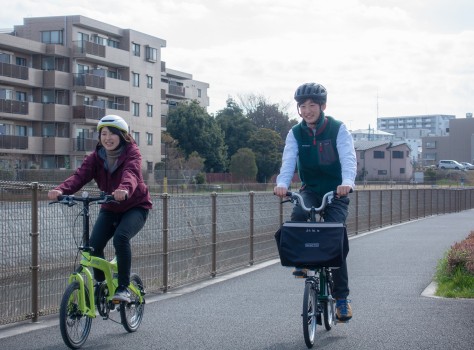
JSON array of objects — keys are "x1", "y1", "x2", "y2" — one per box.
[
  {"x1": 120, "y1": 273, "x2": 145, "y2": 332},
  {"x1": 323, "y1": 275, "x2": 336, "y2": 330},
  {"x1": 59, "y1": 282, "x2": 92, "y2": 349},
  {"x1": 302, "y1": 281, "x2": 317, "y2": 348}
]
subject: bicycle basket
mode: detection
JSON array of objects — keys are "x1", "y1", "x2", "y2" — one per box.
[{"x1": 275, "y1": 222, "x2": 349, "y2": 268}]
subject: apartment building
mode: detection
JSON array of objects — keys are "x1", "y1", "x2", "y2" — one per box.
[
  {"x1": 0, "y1": 15, "x2": 209, "y2": 173},
  {"x1": 422, "y1": 116, "x2": 474, "y2": 166},
  {"x1": 377, "y1": 114, "x2": 455, "y2": 165}
]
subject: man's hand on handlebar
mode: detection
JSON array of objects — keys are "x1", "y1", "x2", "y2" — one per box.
[
  {"x1": 273, "y1": 186, "x2": 288, "y2": 198},
  {"x1": 336, "y1": 185, "x2": 353, "y2": 197}
]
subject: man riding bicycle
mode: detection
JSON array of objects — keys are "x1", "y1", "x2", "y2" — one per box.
[{"x1": 274, "y1": 82, "x2": 356, "y2": 322}]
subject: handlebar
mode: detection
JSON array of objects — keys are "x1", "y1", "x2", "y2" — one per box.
[
  {"x1": 283, "y1": 189, "x2": 353, "y2": 213},
  {"x1": 50, "y1": 192, "x2": 118, "y2": 206},
  {"x1": 284, "y1": 191, "x2": 335, "y2": 213}
]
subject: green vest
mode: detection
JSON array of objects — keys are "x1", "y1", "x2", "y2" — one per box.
[{"x1": 292, "y1": 115, "x2": 342, "y2": 196}]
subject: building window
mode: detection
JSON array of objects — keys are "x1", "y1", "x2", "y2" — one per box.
[
  {"x1": 108, "y1": 39, "x2": 119, "y2": 48},
  {"x1": 374, "y1": 150, "x2": 385, "y2": 159},
  {"x1": 146, "y1": 132, "x2": 153, "y2": 145},
  {"x1": 146, "y1": 104, "x2": 153, "y2": 117},
  {"x1": 133, "y1": 132, "x2": 140, "y2": 145},
  {"x1": 377, "y1": 170, "x2": 387, "y2": 175},
  {"x1": 41, "y1": 30, "x2": 63, "y2": 44},
  {"x1": 0, "y1": 53, "x2": 11, "y2": 63},
  {"x1": 42, "y1": 57, "x2": 55, "y2": 71},
  {"x1": 197, "y1": 88, "x2": 202, "y2": 98},
  {"x1": 92, "y1": 35, "x2": 107, "y2": 46},
  {"x1": 16, "y1": 57, "x2": 27, "y2": 66},
  {"x1": 147, "y1": 75, "x2": 153, "y2": 88},
  {"x1": 132, "y1": 73, "x2": 140, "y2": 87},
  {"x1": 392, "y1": 151, "x2": 403, "y2": 159},
  {"x1": 132, "y1": 43, "x2": 140, "y2": 57},
  {"x1": 147, "y1": 161, "x2": 153, "y2": 174},
  {"x1": 425, "y1": 141, "x2": 436, "y2": 148},
  {"x1": 16, "y1": 91, "x2": 27, "y2": 101},
  {"x1": 400, "y1": 168, "x2": 405, "y2": 174},
  {"x1": 145, "y1": 46, "x2": 158, "y2": 62},
  {"x1": 132, "y1": 102, "x2": 140, "y2": 116}
]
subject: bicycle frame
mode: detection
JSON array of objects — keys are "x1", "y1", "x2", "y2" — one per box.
[{"x1": 55, "y1": 193, "x2": 144, "y2": 317}]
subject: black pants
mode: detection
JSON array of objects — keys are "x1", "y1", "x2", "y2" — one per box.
[
  {"x1": 90, "y1": 207, "x2": 148, "y2": 287},
  {"x1": 290, "y1": 189, "x2": 350, "y2": 299}
]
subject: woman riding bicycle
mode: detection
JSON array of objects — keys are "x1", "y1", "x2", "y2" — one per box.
[
  {"x1": 274, "y1": 83, "x2": 356, "y2": 322},
  {"x1": 48, "y1": 115, "x2": 152, "y2": 303}
]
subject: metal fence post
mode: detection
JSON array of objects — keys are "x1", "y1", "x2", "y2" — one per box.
[
  {"x1": 211, "y1": 192, "x2": 217, "y2": 277},
  {"x1": 30, "y1": 182, "x2": 39, "y2": 323},
  {"x1": 249, "y1": 191, "x2": 254, "y2": 266},
  {"x1": 161, "y1": 193, "x2": 169, "y2": 292}
]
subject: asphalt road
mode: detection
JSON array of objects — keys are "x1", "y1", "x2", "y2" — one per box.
[{"x1": 1, "y1": 210, "x2": 474, "y2": 350}]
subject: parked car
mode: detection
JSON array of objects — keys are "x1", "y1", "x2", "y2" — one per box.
[
  {"x1": 438, "y1": 160, "x2": 465, "y2": 170},
  {"x1": 461, "y1": 162, "x2": 474, "y2": 170}
]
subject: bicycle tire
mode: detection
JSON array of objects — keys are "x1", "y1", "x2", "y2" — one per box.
[
  {"x1": 302, "y1": 281, "x2": 317, "y2": 348},
  {"x1": 59, "y1": 281, "x2": 92, "y2": 349},
  {"x1": 120, "y1": 273, "x2": 145, "y2": 332},
  {"x1": 323, "y1": 272, "x2": 336, "y2": 330}
]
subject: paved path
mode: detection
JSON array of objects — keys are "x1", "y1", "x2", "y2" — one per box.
[{"x1": 1, "y1": 210, "x2": 474, "y2": 349}]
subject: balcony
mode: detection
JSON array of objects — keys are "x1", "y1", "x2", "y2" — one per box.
[
  {"x1": 73, "y1": 105, "x2": 105, "y2": 121},
  {"x1": 0, "y1": 62, "x2": 28, "y2": 80},
  {"x1": 73, "y1": 41, "x2": 130, "y2": 67},
  {"x1": 168, "y1": 85, "x2": 185, "y2": 97},
  {"x1": 43, "y1": 103, "x2": 71, "y2": 122},
  {"x1": 43, "y1": 137, "x2": 71, "y2": 154},
  {"x1": 43, "y1": 70, "x2": 71, "y2": 89},
  {"x1": 0, "y1": 135, "x2": 28, "y2": 150},
  {"x1": 0, "y1": 99, "x2": 28, "y2": 115},
  {"x1": 73, "y1": 137, "x2": 97, "y2": 152},
  {"x1": 73, "y1": 73, "x2": 105, "y2": 90}
]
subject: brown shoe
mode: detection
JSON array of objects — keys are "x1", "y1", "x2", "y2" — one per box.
[{"x1": 336, "y1": 299, "x2": 352, "y2": 322}]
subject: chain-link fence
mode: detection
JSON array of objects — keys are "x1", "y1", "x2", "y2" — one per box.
[{"x1": 0, "y1": 180, "x2": 473, "y2": 325}]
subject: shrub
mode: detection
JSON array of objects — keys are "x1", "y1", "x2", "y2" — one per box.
[{"x1": 446, "y1": 231, "x2": 474, "y2": 275}]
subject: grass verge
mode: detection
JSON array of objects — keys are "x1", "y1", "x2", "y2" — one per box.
[{"x1": 434, "y1": 231, "x2": 474, "y2": 298}]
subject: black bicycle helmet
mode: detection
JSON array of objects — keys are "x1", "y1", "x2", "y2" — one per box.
[{"x1": 294, "y1": 83, "x2": 327, "y2": 104}]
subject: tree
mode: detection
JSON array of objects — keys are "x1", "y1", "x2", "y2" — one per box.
[
  {"x1": 167, "y1": 101, "x2": 228, "y2": 172},
  {"x1": 248, "y1": 128, "x2": 284, "y2": 183},
  {"x1": 229, "y1": 148, "x2": 258, "y2": 182},
  {"x1": 215, "y1": 97, "x2": 257, "y2": 159},
  {"x1": 239, "y1": 94, "x2": 298, "y2": 140}
]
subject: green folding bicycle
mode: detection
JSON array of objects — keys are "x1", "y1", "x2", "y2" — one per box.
[{"x1": 51, "y1": 192, "x2": 145, "y2": 349}]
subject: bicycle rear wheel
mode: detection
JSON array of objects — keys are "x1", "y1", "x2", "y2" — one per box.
[
  {"x1": 120, "y1": 273, "x2": 145, "y2": 332},
  {"x1": 302, "y1": 281, "x2": 317, "y2": 348},
  {"x1": 59, "y1": 282, "x2": 92, "y2": 349}
]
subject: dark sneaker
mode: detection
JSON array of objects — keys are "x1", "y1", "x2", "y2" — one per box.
[
  {"x1": 112, "y1": 285, "x2": 131, "y2": 303},
  {"x1": 336, "y1": 299, "x2": 352, "y2": 322},
  {"x1": 292, "y1": 268, "x2": 308, "y2": 278}
]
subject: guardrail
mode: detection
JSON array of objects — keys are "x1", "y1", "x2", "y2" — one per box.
[{"x1": 0, "y1": 181, "x2": 472, "y2": 326}]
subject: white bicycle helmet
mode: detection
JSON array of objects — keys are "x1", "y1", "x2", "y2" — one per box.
[{"x1": 97, "y1": 115, "x2": 129, "y2": 133}]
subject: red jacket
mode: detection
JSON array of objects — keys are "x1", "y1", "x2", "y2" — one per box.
[{"x1": 55, "y1": 142, "x2": 152, "y2": 212}]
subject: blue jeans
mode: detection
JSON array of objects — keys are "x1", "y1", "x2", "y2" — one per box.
[
  {"x1": 290, "y1": 189, "x2": 350, "y2": 299},
  {"x1": 90, "y1": 207, "x2": 148, "y2": 287}
]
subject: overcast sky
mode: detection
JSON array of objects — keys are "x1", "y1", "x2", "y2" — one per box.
[{"x1": 1, "y1": 0, "x2": 473, "y2": 130}]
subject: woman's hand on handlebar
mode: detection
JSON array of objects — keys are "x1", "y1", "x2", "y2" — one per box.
[
  {"x1": 112, "y1": 189, "x2": 128, "y2": 202},
  {"x1": 48, "y1": 189, "x2": 63, "y2": 200},
  {"x1": 336, "y1": 185, "x2": 353, "y2": 197}
]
